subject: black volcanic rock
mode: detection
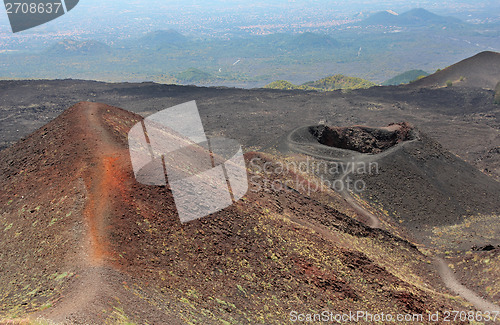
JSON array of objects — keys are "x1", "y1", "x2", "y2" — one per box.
[
  {"x1": 411, "y1": 51, "x2": 500, "y2": 89},
  {"x1": 357, "y1": 131, "x2": 500, "y2": 230}
]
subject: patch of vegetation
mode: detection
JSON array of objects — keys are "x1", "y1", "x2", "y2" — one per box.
[
  {"x1": 303, "y1": 74, "x2": 376, "y2": 90},
  {"x1": 104, "y1": 306, "x2": 137, "y2": 325},
  {"x1": 39, "y1": 303, "x2": 52, "y2": 311},
  {"x1": 138, "y1": 29, "x2": 188, "y2": 48},
  {"x1": 265, "y1": 74, "x2": 376, "y2": 91},
  {"x1": 446, "y1": 80, "x2": 453, "y2": 87},
  {"x1": 264, "y1": 80, "x2": 311, "y2": 90},
  {"x1": 46, "y1": 39, "x2": 111, "y2": 56},
  {"x1": 52, "y1": 272, "x2": 72, "y2": 281},
  {"x1": 288, "y1": 32, "x2": 340, "y2": 50},
  {"x1": 175, "y1": 68, "x2": 214, "y2": 83},
  {"x1": 382, "y1": 69, "x2": 429, "y2": 85}
]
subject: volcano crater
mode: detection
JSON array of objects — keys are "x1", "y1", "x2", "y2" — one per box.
[{"x1": 309, "y1": 122, "x2": 417, "y2": 154}]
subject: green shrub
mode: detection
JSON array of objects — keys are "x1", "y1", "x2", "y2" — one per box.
[
  {"x1": 446, "y1": 80, "x2": 453, "y2": 87},
  {"x1": 302, "y1": 74, "x2": 376, "y2": 90},
  {"x1": 264, "y1": 75, "x2": 376, "y2": 91},
  {"x1": 264, "y1": 80, "x2": 300, "y2": 90}
]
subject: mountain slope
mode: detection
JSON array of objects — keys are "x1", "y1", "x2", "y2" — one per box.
[
  {"x1": 357, "y1": 131, "x2": 500, "y2": 232},
  {"x1": 362, "y1": 8, "x2": 463, "y2": 27},
  {"x1": 0, "y1": 102, "x2": 473, "y2": 324},
  {"x1": 285, "y1": 124, "x2": 500, "y2": 236},
  {"x1": 47, "y1": 39, "x2": 112, "y2": 56},
  {"x1": 284, "y1": 122, "x2": 500, "y2": 306},
  {"x1": 361, "y1": 10, "x2": 400, "y2": 26},
  {"x1": 0, "y1": 102, "x2": 168, "y2": 323},
  {"x1": 496, "y1": 82, "x2": 500, "y2": 104},
  {"x1": 175, "y1": 68, "x2": 214, "y2": 83},
  {"x1": 410, "y1": 51, "x2": 500, "y2": 89},
  {"x1": 287, "y1": 32, "x2": 340, "y2": 50},
  {"x1": 137, "y1": 29, "x2": 189, "y2": 48},
  {"x1": 399, "y1": 8, "x2": 462, "y2": 26},
  {"x1": 382, "y1": 70, "x2": 429, "y2": 86}
]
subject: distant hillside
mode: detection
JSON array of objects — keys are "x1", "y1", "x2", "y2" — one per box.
[
  {"x1": 265, "y1": 75, "x2": 376, "y2": 91},
  {"x1": 175, "y1": 68, "x2": 214, "y2": 83},
  {"x1": 138, "y1": 29, "x2": 188, "y2": 48},
  {"x1": 362, "y1": 10, "x2": 400, "y2": 26},
  {"x1": 400, "y1": 8, "x2": 462, "y2": 26},
  {"x1": 411, "y1": 51, "x2": 500, "y2": 89},
  {"x1": 286, "y1": 32, "x2": 340, "y2": 50},
  {"x1": 362, "y1": 8, "x2": 463, "y2": 27},
  {"x1": 382, "y1": 70, "x2": 429, "y2": 86},
  {"x1": 46, "y1": 39, "x2": 111, "y2": 56}
]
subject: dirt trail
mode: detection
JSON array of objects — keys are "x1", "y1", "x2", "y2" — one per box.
[
  {"x1": 337, "y1": 151, "x2": 499, "y2": 313},
  {"x1": 435, "y1": 258, "x2": 500, "y2": 312},
  {"x1": 341, "y1": 192, "x2": 380, "y2": 228},
  {"x1": 82, "y1": 103, "x2": 122, "y2": 265},
  {"x1": 339, "y1": 157, "x2": 499, "y2": 311},
  {"x1": 42, "y1": 103, "x2": 127, "y2": 324},
  {"x1": 284, "y1": 124, "x2": 500, "y2": 313},
  {"x1": 340, "y1": 160, "x2": 500, "y2": 312}
]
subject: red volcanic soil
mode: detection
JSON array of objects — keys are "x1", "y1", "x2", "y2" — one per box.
[
  {"x1": 81, "y1": 106, "x2": 120, "y2": 264},
  {"x1": 79, "y1": 104, "x2": 137, "y2": 265},
  {"x1": 0, "y1": 102, "x2": 176, "y2": 323},
  {"x1": 410, "y1": 51, "x2": 500, "y2": 89},
  {"x1": 0, "y1": 102, "x2": 479, "y2": 324}
]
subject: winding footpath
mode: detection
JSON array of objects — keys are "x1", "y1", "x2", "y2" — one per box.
[
  {"x1": 42, "y1": 103, "x2": 126, "y2": 324},
  {"x1": 435, "y1": 257, "x2": 500, "y2": 312},
  {"x1": 285, "y1": 125, "x2": 500, "y2": 313}
]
